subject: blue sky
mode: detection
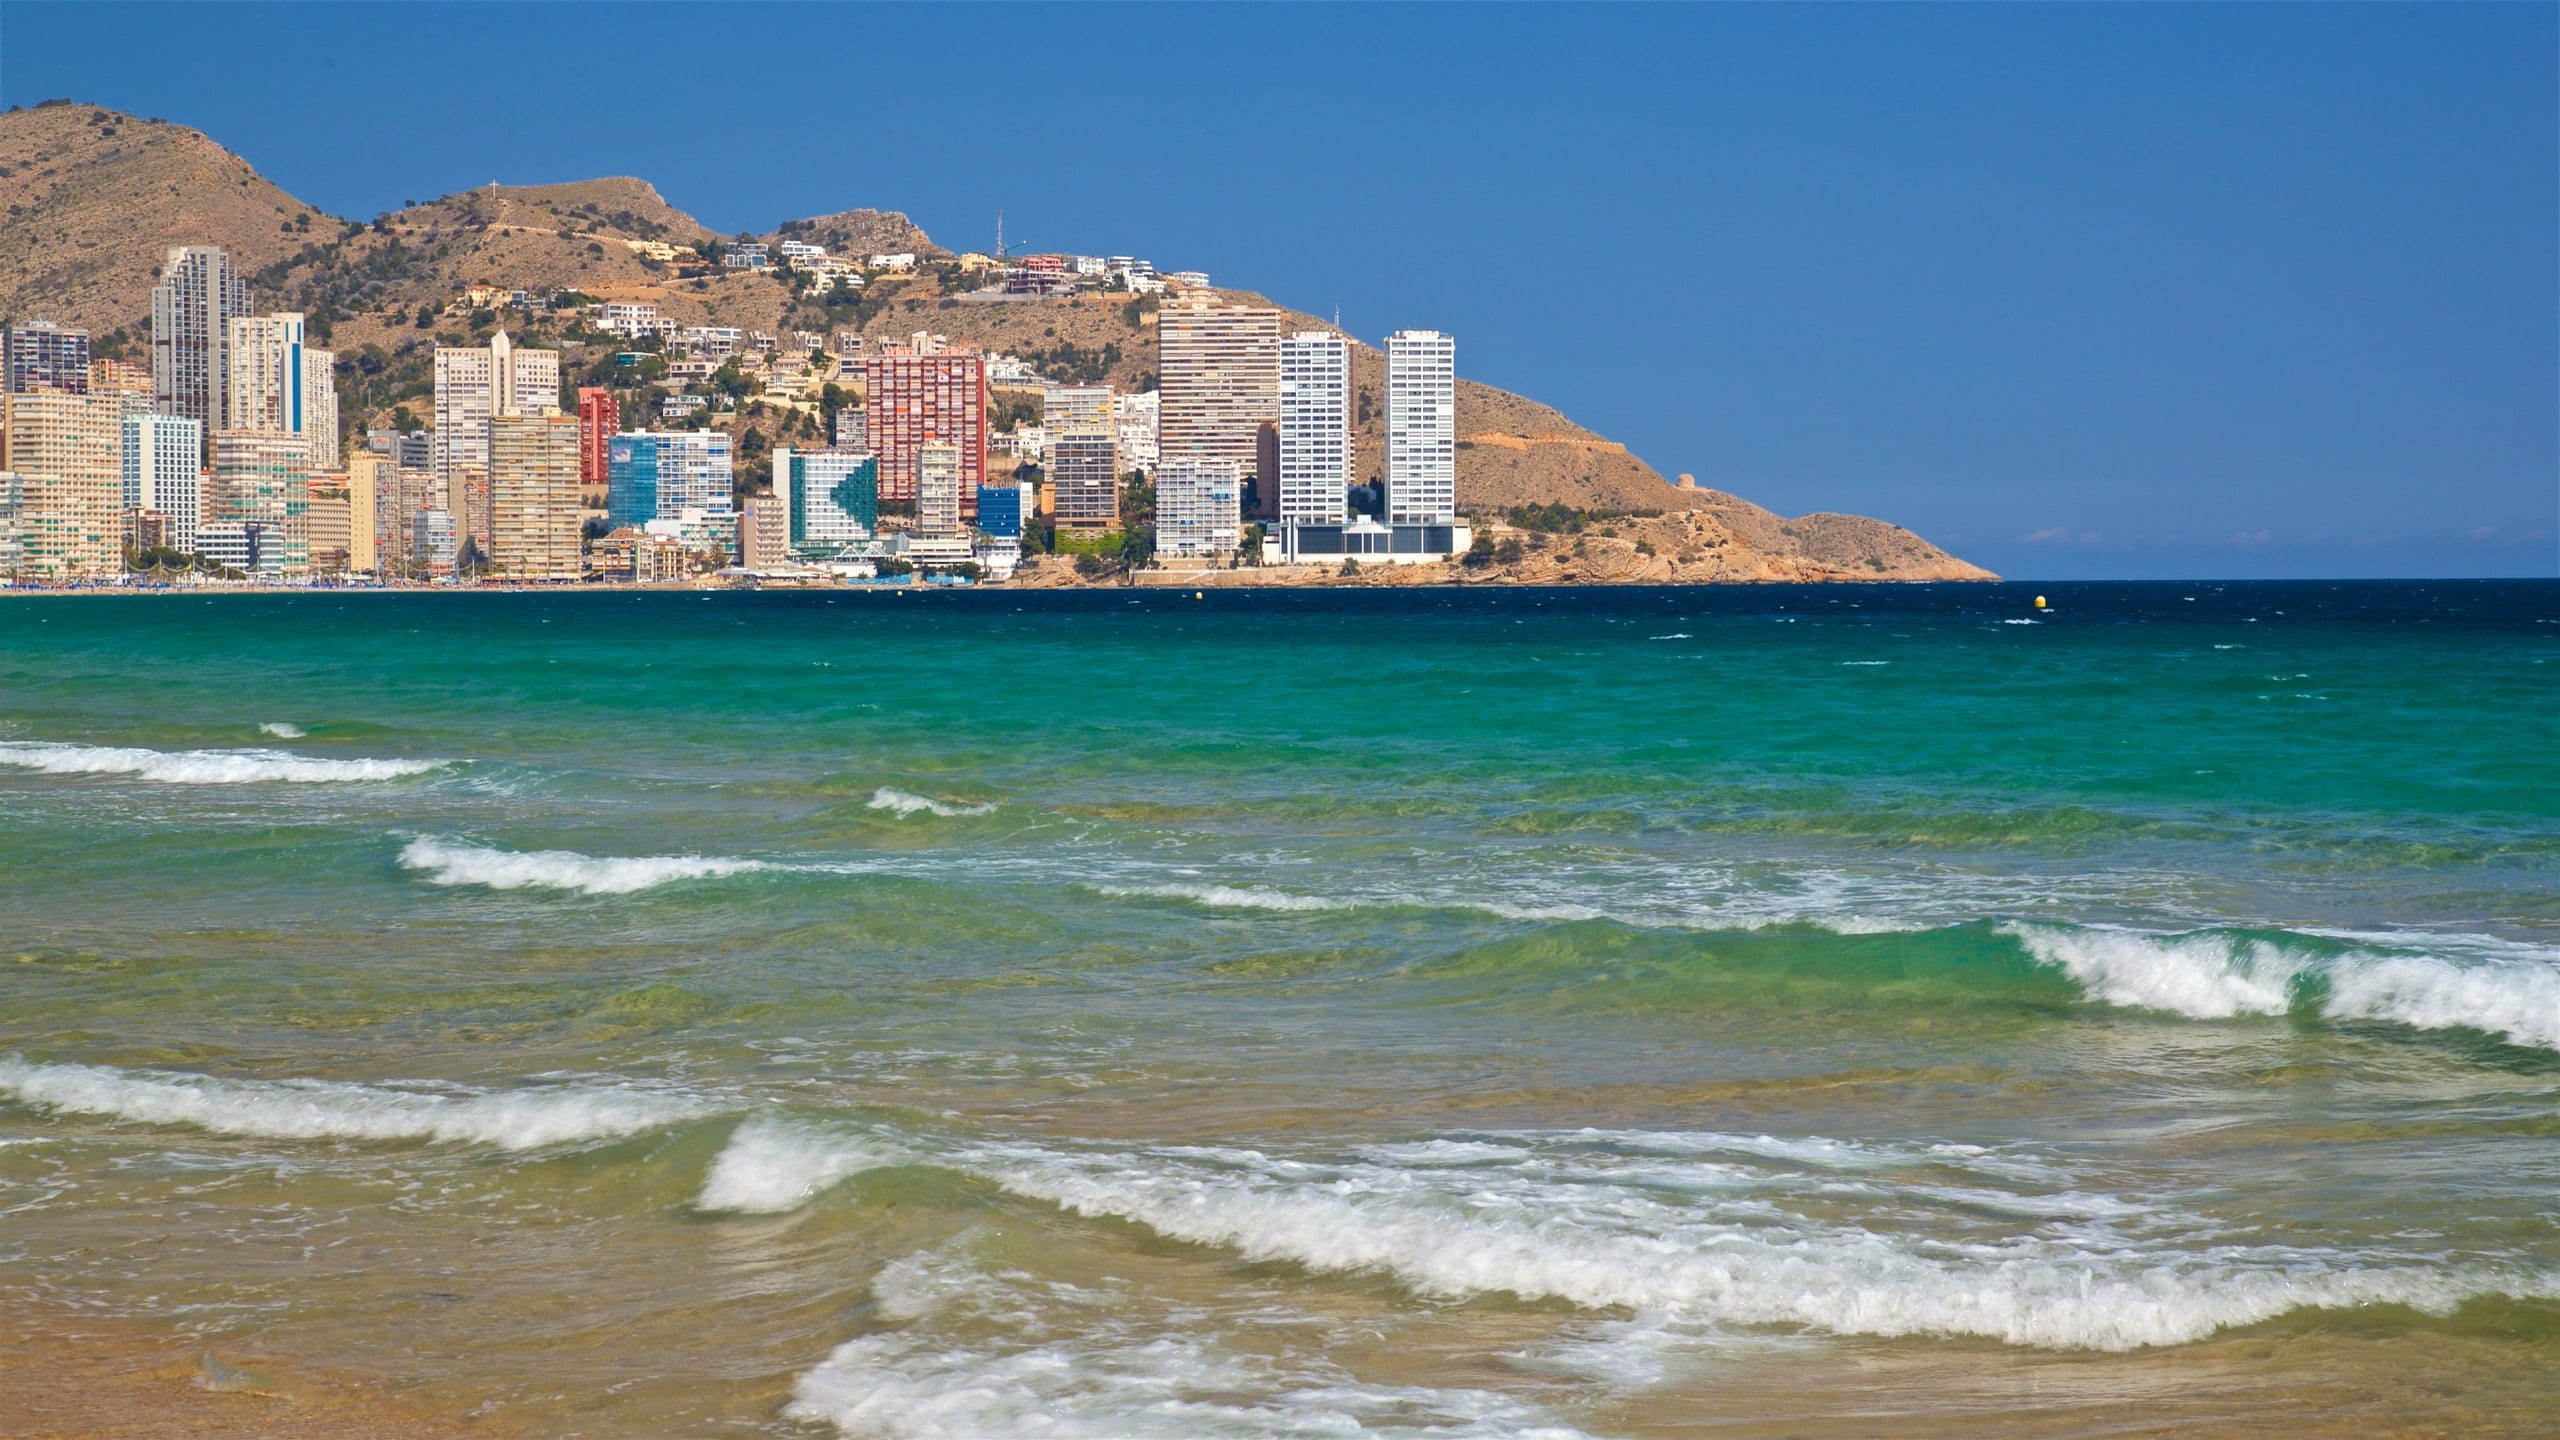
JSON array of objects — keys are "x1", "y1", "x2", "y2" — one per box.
[{"x1": 8, "y1": 2, "x2": 2552, "y2": 578}]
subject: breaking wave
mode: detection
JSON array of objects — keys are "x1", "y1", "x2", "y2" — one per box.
[
  {"x1": 398, "y1": 836, "x2": 771, "y2": 895},
  {"x1": 1416, "y1": 916, "x2": 2559, "y2": 1051},
  {"x1": 971, "y1": 1147, "x2": 2522, "y2": 1352},
  {"x1": 2320, "y1": 951, "x2": 2560, "y2": 1051},
  {"x1": 867, "y1": 787, "x2": 996, "y2": 819},
  {"x1": 704, "y1": 1121, "x2": 2557, "y2": 1353},
  {"x1": 257, "y1": 722, "x2": 306, "y2": 738},
  {"x1": 0, "y1": 740, "x2": 445, "y2": 784},
  {"x1": 2006, "y1": 922, "x2": 2560, "y2": 1051},
  {"x1": 0, "y1": 1057, "x2": 706, "y2": 1150},
  {"x1": 697, "y1": 1115, "x2": 913, "y2": 1213}
]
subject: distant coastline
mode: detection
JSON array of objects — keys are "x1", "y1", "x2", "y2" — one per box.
[
  {"x1": 0, "y1": 570, "x2": 1997, "y2": 597},
  {"x1": 1, "y1": 103, "x2": 1995, "y2": 594}
]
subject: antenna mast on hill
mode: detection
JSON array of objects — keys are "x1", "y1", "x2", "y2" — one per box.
[{"x1": 995, "y1": 208, "x2": 1004, "y2": 260}]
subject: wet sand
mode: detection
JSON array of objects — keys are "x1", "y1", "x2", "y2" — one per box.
[
  {"x1": 2, "y1": 1308, "x2": 515, "y2": 1440},
  {"x1": 11, "y1": 1311, "x2": 2552, "y2": 1438}
]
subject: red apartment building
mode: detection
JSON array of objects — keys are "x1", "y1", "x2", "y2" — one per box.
[
  {"x1": 863, "y1": 346, "x2": 987, "y2": 520},
  {"x1": 576, "y1": 387, "x2": 618, "y2": 493}
]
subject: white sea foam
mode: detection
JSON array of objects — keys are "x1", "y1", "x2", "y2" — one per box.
[
  {"x1": 0, "y1": 740, "x2": 444, "y2": 784},
  {"x1": 867, "y1": 786, "x2": 996, "y2": 819},
  {"x1": 1539, "y1": 1126, "x2": 1942, "y2": 1171},
  {"x1": 1433, "y1": 894, "x2": 1606, "y2": 923},
  {"x1": 0, "y1": 1057, "x2": 705, "y2": 1150},
  {"x1": 968, "y1": 1133, "x2": 2551, "y2": 1352},
  {"x1": 399, "y1": 836, "x2": 769, "y2": 895},
  {"x1": 1518, "y1": 1313, "x2": 1738, "y2": 1392},
  {"x1": 2005, "y1": 923, "x2": 2305, "y2": 1018},
  {"x1": 787, "y1": 1242, "x2": 1596, "y2": 1439},
  {"x1": 697, "y1": 1116, "x2": 910, "y2": 1213},
  {"x1": 710, "y1": 1120, "x2": 2553, "y2": 1355},
  {"x1": 1089, "y1": 864, "x2": 1962, "y2": 933},
  {"x1": 257, "y1": 722, "x2": 306, "y2": 738},
  {"x1": 1359, "y1": 1138, "x2": 1528, "y2": 1166},
  {"x1": 2006, "y1": 922, "x2": 2560, "y2": 1050},
  {"x1": 1096, "y1": 875, "x2": 1599, "y2": 922},
  {"x1": 1093, "y1": 881, "x2": 1354, "y2": 913},
  {"x1": 2320, "y1": 951, "x2": 2560, "y2": 1052}
]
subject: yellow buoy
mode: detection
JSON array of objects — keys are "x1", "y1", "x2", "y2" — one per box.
[
  {"x1": 2034, "y1": 595, "x2": 2047, "y2": 609},
  {"x1": 1194, "y1": 591, "x2": 1204, "y2": 600}
]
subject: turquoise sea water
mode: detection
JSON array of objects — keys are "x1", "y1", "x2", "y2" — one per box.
[{"x1": 1, "y1": 581, "x2": 2556, "y2": 1436}]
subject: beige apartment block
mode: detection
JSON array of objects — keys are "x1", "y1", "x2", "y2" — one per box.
[
  {"x1": 1157, "y1": 294, "x2": 1279, "y2": 485},
  {"x1": 435, "y1": 330, "x2": 560, "y2": 550},
  {"x1": 1, "y1": 389, "x2": 123, "y2": 579},
  {"x1": 1042, "y1": 384, "x2": 1114, "y2": 431},
  {"x1": 916, "y1": 441, "x2": 962, "y2": 539},
  {"x1": 737, "y1": 493, "x2": 790, "y2": 569},
  {"x1": 489, "y1": 412, "x2": 583, "y2": 581},
  {"x1": 348, "y1": 453, "x2": 435, "y2": 576},
  {"x1": 346, "y1": 452, "x2": 385, "y2": 574},
  {"x1": 90, "y1": 358, "x2": 154, "y2": 411},
  {"x1": 303, "y1": 484, "x2": 352, "y2": 574}
]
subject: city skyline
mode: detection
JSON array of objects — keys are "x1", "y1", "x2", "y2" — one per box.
[
  {"x1": 3, "y1": 3, "x2": 2550, "y2": 579},
  {"x1": 10, "y1": 241, "x2": 1511, "y2": 586}
]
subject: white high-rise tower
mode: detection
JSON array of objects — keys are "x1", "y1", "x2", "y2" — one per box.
[
  {"x1": 223, "y1": 312, "x2": 306, "y2": 433},
  {"x1": 1277, "y1": 332, "x2": 1350, "y2": 525},
  {"x1": 227, "y1": 313, "x2": 341, "y2": 472},
  {"x1": 1383, "y1": 329, "x2": 1455, "y2": 524},
  {"x1": 123, "y1": 412, "x2": 205, "y2": 551}
]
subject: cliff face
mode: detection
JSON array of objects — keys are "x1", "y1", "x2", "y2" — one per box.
[{"x1": 0, "y1": 102, "x2": 1993, "y2": 582}]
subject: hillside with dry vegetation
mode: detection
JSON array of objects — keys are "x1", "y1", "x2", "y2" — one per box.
[
  {"x1": 0, "y1": 102, "x2": 1991, "y2": 582},
  {"x1": 770, "y1": 209, "x2": 940, "y2": 260},
  {"x1": 0, "y1": 101, "x2": 334, "y2": 347}
]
